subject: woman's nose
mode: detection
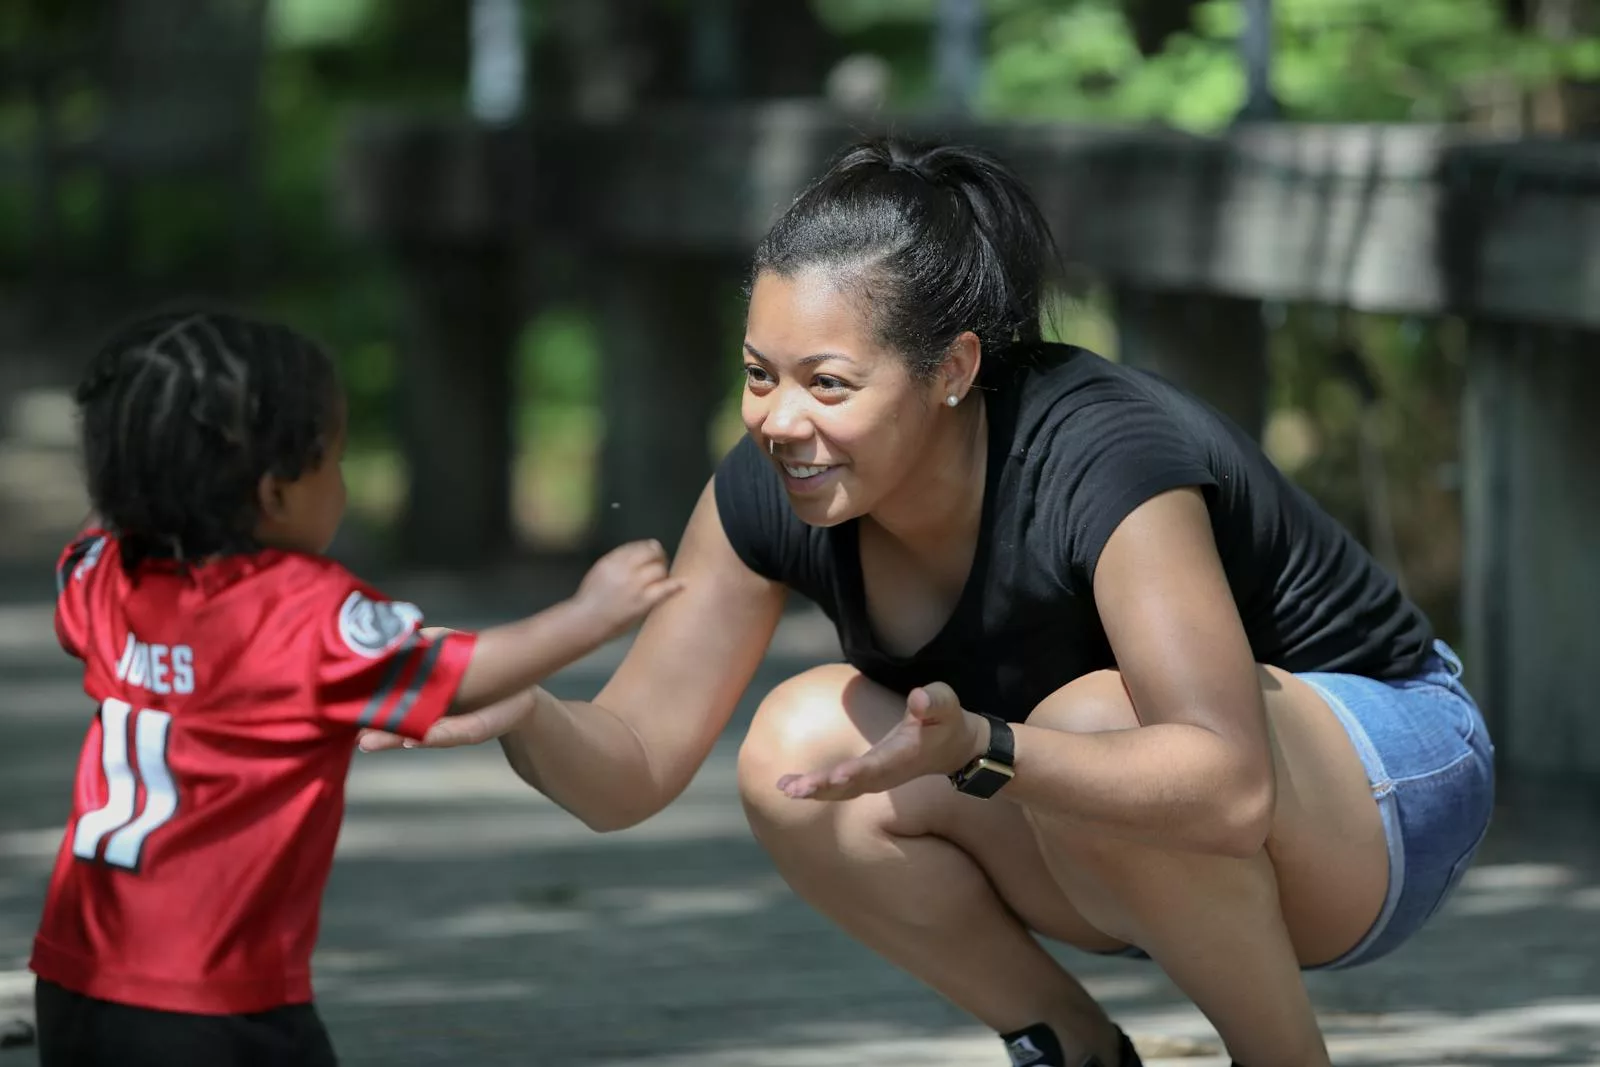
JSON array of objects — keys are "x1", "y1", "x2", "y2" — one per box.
[{"x1": 760, "y1": 390, "x2": 812, "y2": 445}]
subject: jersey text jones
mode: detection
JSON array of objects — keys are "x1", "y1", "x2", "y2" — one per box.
[{"x1": 114, "y1": 633, "x2": 195, "y2": 696}]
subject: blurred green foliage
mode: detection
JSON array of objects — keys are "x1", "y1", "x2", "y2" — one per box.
[
  {"x1": 816, "y1": 0, "x2": 1599, "y2": 129},
  {"x1": 3, "y1": 0, "x2": 1588, "y2": 586}
]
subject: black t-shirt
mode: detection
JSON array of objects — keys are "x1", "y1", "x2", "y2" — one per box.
[{"x1": 714, "y1": 343, "x2": 1434, "y2": 723}]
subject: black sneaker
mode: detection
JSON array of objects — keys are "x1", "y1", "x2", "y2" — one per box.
[{"x1": 1079, "y1": 1027, "x2": 1142, "y2": 1067}]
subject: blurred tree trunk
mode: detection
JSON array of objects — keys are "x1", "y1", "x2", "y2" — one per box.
[
  {"x1": 92, "y1": 0, "x2": 268, "y2": 286},
  {"x1": 532, "y1": 0, "x2": 837, "y2": 115},
  {"x1": 392, "y1": 242, "x2": 519, "y2": 567},
  {"x1": 736, "y1": 0, "x2": 841, "y2": 97},
  {"x1": 592, "y1": 253, "x2": 741, "y2": 550},
  {"x1": 1113, "y1": 288, "x2": 1269, "y2": 441},
  {"x1": 528, "y1": 0, "x2": 839, "y2": 555},
  {"x1": 1123, "y1": 0, "x2": 1205, "y2": 56},
  {"x1": 1528, "y1": 0, "x2": 1600, "y2": 134},
  {"x1": 1484, "y1": 0, "x2": 1600, "y2": 134}
]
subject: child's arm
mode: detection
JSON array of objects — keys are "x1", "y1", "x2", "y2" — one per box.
[{"x1": 446, "y1": 539, "x2": 683, "y2": 715}]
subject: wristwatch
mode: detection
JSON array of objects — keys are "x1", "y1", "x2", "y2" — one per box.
[{"x1": 950, "y1": 714, "x2": 1015, "y2": 798}]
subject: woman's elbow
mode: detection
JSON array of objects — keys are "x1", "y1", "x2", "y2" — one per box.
[
  {"x1": 578, "y1": 801, "x2": 654, "y2": 834},
  {"x1": 498, "y1": 748, "x2": 658, "y2": 832},
  {"x1": 572, "y1": 782, "x2": 677, "y2": 834},
  {"x1": 1211, "y1": 768, "x2": 1275, "y2": 859}
]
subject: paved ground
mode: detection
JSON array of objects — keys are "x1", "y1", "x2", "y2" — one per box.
[{"x1": 2, "y1": 586, "x2": 1599, "y2": 1066}]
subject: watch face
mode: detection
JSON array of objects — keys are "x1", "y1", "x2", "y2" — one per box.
[{"x1": 955, "y1": 760, "x2": 1014, "y2": 798}]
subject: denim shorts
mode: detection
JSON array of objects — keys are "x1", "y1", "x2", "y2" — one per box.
[{"x1": 1102, "y1": 639, "x2": 1495, "y2": 971}]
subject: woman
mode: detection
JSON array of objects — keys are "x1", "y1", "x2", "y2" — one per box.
[{"x1": 364, "y1": 138, "x2": 1494, "y2": 1067}]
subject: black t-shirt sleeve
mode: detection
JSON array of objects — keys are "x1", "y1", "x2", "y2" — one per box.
[
  {"x1": 712, "y1": 434, "x2": 802, "y2": 584},
  {"x1": 1044, "y1": 397, "x2": 1219, "y2": 588}
]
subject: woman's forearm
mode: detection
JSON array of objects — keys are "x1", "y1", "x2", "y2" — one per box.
[
  {"x1": 1004, "y1": 721, "x2": 1274, "y2": 858},
  {"x1": 484, "y1": 483, "x2": 785, "y2": 834},
  {"x1": 497, "y1": 687, "x2": 664, "y2": 832}
]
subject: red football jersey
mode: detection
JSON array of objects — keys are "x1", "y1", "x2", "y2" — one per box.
[{"x1": 31, "y1": 532, "x2": 476, "y2": 1014}]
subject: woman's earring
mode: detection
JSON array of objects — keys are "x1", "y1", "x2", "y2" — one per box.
[
  {"x1": 945, "y1": 394, "x2": 960, "y2": 408},
  {"x1": 768, "y1": 437, "x2": 775, "y2": 455}
]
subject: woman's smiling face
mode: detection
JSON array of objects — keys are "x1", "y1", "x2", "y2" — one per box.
[{"x1": 741, "y1": 267, "x2": 950, "y2": 528}]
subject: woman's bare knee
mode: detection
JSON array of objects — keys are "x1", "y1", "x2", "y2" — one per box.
[
  {"x1": 1024, "y1": 670, "x2": 1141, "y2": 735},
  {"x1": 738, "y1": 667, "x2": 1130, "y2": 956},
  {"x1": 737, "y1": 665, "x2": 901, "y2": 824},
  {"x1": 740, "y1": 665, "x2": 860, "y2": 762}
]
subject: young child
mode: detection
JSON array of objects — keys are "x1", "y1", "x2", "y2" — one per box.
[{"x1": 29, "y1": 309, "x2": 682, "y2": 1066}]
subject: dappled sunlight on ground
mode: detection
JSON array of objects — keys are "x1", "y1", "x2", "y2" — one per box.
[{"x1": 2, "y1": 598, "x2": 1598, "y2": 1065}]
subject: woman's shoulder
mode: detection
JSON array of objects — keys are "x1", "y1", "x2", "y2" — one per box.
[
  {"x1": 996, "y1": 343, "x2": 1174, "y2": 442},
  {"x1": 1007, "y1": 343, "x2": 1150, "y2": 399},
  {"x1": 994, "y1": 345, "x2": 1220, "y2": 585}
]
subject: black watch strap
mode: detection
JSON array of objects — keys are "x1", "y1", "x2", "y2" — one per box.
[{"x1": 981, "y1": 715, "x2": 1015, "y2": 765}]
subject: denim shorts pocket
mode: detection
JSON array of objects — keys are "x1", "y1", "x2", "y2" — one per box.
[
  {"x1": 1421, "y1": 820, "x2": 1491, "y2": 928},
  {"x1": 1393, "y1": 730, "x2": 1495, "y2": 932}
]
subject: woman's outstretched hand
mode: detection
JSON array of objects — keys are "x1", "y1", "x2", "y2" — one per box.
[
  {"x1": 358, "y1": 687, "x2": 539, "y2": 752},
  {"x1": 776, "y1": 682, "x2": 987, "y2": 801}
]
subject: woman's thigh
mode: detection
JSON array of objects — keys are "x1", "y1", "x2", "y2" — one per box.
[
  {"x1": 1026, "y1": 665, "x2": 1394, "y2": 967},
  {"x1": 1291, "y1": 645, "x2": 1494, "y2": 969},
  {"x1": 741, "y1": 658, "x2": 1411, "y2": 968},
  {"x1": 738, "y1": 663, "x2": 1129, "y2": 954}
]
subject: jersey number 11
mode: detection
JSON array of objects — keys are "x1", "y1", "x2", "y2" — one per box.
[{"x1": 72, "y1": 698, "x2": 177, "y2": 871}]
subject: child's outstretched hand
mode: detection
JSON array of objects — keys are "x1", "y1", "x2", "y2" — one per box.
[
  {"x1": 573, "y1": 538, "x2": 684, "y2": 640},
  {"x1": 357, "y1": 542, "x2": 681, "y2": 756}
]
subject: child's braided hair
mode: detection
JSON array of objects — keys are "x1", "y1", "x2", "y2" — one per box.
[{"x1": 74, "y1": 309, "x2": 340, "y2": 572}]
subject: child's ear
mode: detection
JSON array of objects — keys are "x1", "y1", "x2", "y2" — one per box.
[{"x1": 256, "y1": 472, "x2": 289, "y2": 521}]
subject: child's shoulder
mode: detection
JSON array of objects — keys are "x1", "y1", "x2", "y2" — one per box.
[
  {"x1": 257, "y1": 547, "x2": 360, "y2": 589},
  {"x1": 250, "y1": 552, "x2": 427, "y2": 669},
  {"x1": 229, "y1": 550, "x2": 388, "y2": 628},
  {"x1": 55, "y1": 527, "x2": 113, "y2": 595},
  {"x1": 246, "y1": 549, "x2": 410, "y2": 633}
]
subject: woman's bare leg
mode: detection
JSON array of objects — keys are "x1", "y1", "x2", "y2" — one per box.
[
  {"x1": 738, "y1": 664, "x2": 1131, "y2": 1066},
  {"x1": 1021, "y1": 668, "x2": 1390, "y2": 1067},
  {"x1": 740, "y1": 662, "x2": 1392, "y2": 1066}
]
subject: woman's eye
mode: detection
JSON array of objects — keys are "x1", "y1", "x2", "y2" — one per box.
[
  {"x1": 743, "y1": 364, "x2": 771, "y2": 385},
  {"x1": 813, "y1": 375, "x2": 847, "y2": 391}
]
